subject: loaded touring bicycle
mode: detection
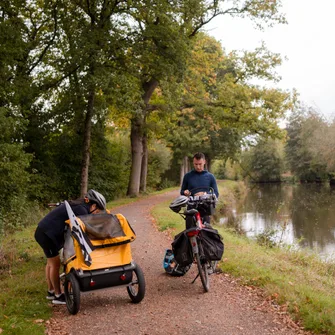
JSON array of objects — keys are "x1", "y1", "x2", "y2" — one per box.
[
  {"x1": 165, "y1": 188, "x2": 224, "y2": 292},
  {"x1": 61, "y1": 201, "x2": 145, "y2": 314}
]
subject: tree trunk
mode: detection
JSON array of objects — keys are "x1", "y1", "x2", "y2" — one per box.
[
  {"x1": 127, "y1": 116, "x2": 144, "y2": 196},
  {"x1": 180, "y1": 163, "x2": 184, "y2": 186},
  {"x1": 180, "y1": 156, "x2": 190, "y2": 185},
  {"x1": 127, "y1": 78, "x2": 158, "y2": 197},
  {"x1": 140, "y1": 134, "x2": 148, "y2": 193},
  {"x1": 206, "y1": 157, "x2": 211, "y2": 172},
  {"x1": 80, "y1": 88, "x2": 94, "y2": 197}
]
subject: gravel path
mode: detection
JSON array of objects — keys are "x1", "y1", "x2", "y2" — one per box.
[{"x1": 47, "y1": 190, "x2": 313, "y2": 335}]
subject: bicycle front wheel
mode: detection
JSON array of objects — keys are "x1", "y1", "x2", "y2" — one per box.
[{"x1": 195, "y1": 251, "x2": 209, "y2": 292}]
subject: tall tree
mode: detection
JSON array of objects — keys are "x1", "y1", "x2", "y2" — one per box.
[
  {"x1": 52, "y1": 0, "x2": 132, "y2": 196},
  {"x1": 125, "y1": 0, "x2": 287, "y2": 196}
]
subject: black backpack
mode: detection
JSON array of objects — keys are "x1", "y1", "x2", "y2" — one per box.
[{"x1": 163, "y1": 249, "x2": 191, "y2": 277}]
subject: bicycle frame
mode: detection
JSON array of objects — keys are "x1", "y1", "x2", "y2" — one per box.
[
  {"x1": 186, "y1": 212, "x2": 204, "y2": 249},
  {"x1": 182, "y1": 210, "x2": 210, "y2": 291}
]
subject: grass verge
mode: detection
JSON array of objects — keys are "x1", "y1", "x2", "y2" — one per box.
[
  {"x1": 0, "y1": 226, "x2": 51, "y2": 334},
  {"x1": 151, "y1": 180, "x2": 335, "y2": 335}
]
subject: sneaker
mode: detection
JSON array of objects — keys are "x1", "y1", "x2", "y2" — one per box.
[
  {"x1": 46, "y1": 290, "x2": 55, "y2": 300},
  {"x1": 52, "y1": 293, "x2": 66, "y2": 305}
]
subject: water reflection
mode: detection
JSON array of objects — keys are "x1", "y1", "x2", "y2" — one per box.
[{"x1": 219, "y1": 183, "x2": 335, "y2": 260}]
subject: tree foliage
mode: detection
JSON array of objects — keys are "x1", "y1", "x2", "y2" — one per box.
[
  {"x1": 241, "y1": 138, "x2": 285, "y2": 182},
  {"x1": 285, "y1": 106, "x2": 328, "y2": 182},
  {"x1": 0, "y1": 109, "x2": 32, "y2": 204},
  {"x1": 308, "y1": 118, "x2": 335, "y2": 173},
  {"x1": 166, "y1": 33, "x2": 292, "y2": 174}
]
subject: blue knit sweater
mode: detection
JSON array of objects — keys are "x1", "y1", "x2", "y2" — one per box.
[{"x1": 180, "y1": 170, "x2": 219, "y2": 198}]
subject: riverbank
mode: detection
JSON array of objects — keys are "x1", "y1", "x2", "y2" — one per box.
[{"x1": 151, "y1": 180, "x2": 335, "y2": 334}]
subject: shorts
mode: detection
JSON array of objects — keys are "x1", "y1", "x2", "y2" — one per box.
[{"x1": 34, "y1": 226, "x2": 59, "y2": 258}]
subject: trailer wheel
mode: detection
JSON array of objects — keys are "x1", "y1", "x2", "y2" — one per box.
[
  {"x1": 127, "y1": 264, "x2": 145, "y2": 303},
  {"x1": 64, "y1": 272, "x2": 81, "y2": 315}
]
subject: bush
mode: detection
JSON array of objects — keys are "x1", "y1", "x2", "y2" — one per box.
[{"x1": 1, "y1": 197, "x2": 43, "y2": 238}]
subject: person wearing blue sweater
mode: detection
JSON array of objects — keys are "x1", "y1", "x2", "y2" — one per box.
[{"x1": 180, "y1": 152, "x2": 219, "y2": 198}]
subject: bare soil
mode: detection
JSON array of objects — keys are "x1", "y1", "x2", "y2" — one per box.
[{"x1": 46, "y1": 190, "x2": 314, "y2": 335}]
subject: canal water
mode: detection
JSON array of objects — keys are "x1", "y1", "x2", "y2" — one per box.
[{"x1": 219, "y1": 183, "x2": 335, "y2": 261}]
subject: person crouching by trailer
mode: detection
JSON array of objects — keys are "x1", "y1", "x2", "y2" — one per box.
[{"x1": 34, "y1": 189, "x2": 106, "y2": 305}]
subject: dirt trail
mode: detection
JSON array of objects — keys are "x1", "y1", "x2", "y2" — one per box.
[{"x1": 47, "y1": 190, "x2": 313, "y2": 335}]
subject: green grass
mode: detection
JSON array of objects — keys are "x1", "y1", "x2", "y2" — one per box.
[
  {"x1": 219, "y1": 231, "x2": 335, "y2": 334},
  {"x1": 0, "y1": 226, "x2": 52, "y2": 335},
  {"x1": 151, "y1": 180, "x2": 335, "y2": 335},
  {"x1": 151, "y1": 200, "x2": 184, "y2": 233}
]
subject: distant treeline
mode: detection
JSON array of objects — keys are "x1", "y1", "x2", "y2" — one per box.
[{"x1": 212, "y1": 107, "x2": 335, "y2": 184}]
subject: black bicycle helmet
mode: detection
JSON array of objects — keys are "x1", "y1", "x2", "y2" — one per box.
[
  {"x1": 169, "y1": 195, "x2": 189, "y2": 213},
  {"x1": 86, "y1": 189, "x2": 106, "y2": 210}
]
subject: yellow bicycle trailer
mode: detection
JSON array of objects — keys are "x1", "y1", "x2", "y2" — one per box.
[{"x1": 61, "y1": 201, "x2": 145, "y2": 314}]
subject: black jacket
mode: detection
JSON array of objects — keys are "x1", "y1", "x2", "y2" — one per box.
[{"x1": 37, "y1": 202, "x2": 90, "y2": 250}]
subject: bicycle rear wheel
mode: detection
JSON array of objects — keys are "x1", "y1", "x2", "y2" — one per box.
[{"x1": 195, "y1": 251, "x2": 209, "y2": 292}]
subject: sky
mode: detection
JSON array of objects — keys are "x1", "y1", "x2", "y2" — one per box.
[{"x1": 205, "y1": 0, "x2": 335, "y2": 120}]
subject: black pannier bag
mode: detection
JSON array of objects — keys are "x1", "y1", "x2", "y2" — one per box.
[
  {"x1": 171, "y1": 230, "x2": 193, "y2": 266},
  {"x1": 199, "y1": 228, "x2": 224, "y2": 261}
]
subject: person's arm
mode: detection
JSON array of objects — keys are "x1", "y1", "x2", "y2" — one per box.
[
  {"x1": 211, "y1": 175, "x2": 219, "y2": 198},
  {"x1": 180, "y1": 173, "x2": 189, "y2": 196}
]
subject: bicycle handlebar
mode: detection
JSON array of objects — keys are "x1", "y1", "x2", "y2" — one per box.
[
  {"x1": 169, "y1": 189, "x2": 218, "y2": 214},
  {"x1": 188, "y1": 193, "x2": 217, "y2": 205}
]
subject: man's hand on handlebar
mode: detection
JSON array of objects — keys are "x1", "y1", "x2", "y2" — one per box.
[
  {"x1": 184, "y1": 190, "x2": 207, "y2": 196},
  {"x1": 194, "y1": 191, "x2": 206, "y2": 196},
  {"x1": 184, "y1": 190, "x2": 191, "y2": 196}
]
